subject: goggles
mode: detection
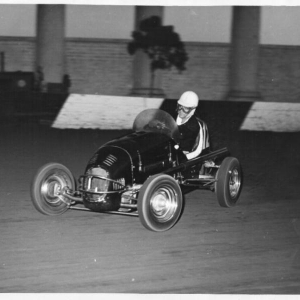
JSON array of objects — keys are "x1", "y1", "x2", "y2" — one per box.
[{"x1": 177, "y1": 104, "x2": 195, "y2": 113}]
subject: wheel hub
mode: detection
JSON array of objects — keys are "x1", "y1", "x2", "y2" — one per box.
[
  {"x1": 151, "y1": 194, "x2": 167, "y2": 212},
  {"x1": 41, "y1": 175, "x2": 65, "y2": 205},
  {"x1": 229, "y1": 169, "x2": 241, "y2": 198},
  {"x1": 150, "y1": 187, "x2": 178, "y2": 223}
]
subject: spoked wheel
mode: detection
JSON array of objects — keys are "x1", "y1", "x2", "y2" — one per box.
[
  {"x1": 138, "y1": 174, "x2": 183, "y2": 232},
  {"x1": 215, "y1": 157, "x2": 242, "y2": 207},
  {"x1": 31, "y1": 163, "x2": 75, "y2": 215}
]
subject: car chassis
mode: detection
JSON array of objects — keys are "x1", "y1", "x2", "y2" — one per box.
[{"x1": 31, "y1": 109, "x2": 242, "y2": 232}]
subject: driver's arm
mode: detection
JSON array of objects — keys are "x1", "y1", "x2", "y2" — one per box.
[{"x1": 186, "y1": 124, "x2": 203, "y2": 160}]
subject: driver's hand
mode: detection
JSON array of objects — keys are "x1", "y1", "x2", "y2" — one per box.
[{"x1": 156, "y1": 122, "x2": 166, "y2": 130}]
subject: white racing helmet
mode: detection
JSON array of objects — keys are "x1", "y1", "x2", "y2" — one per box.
[{"x1": 178, "y1": 91, "x2": 199, "y2": 108}]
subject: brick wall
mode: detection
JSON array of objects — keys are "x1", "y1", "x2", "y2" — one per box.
[
  {"x1": 66, "y1": 38, "x2": 134, "y2": 96},
  {"x1": 162, "y1": 43, "x2": 230, "y2": 100},
  {"x1": 259, "y1": 45, "x2": 300, "y2": 103},
  {"x1": 0, "y1": 37, "x2": 35, "y2": 72},
  {"x1": 0, "y1": 36, "x2": 300, "y2": 103}
]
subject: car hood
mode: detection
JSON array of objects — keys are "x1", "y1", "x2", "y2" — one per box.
[{"x1": 86, "y1": 131, "x2": 173, "y2": 182}]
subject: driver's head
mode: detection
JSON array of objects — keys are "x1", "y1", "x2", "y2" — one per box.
[{"x1": 177, "y1": 91, "x2": 199, "y2": 118}]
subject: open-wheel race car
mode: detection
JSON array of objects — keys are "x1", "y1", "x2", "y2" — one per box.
[{"x1": 31, "y1": 109, "x2": 243, "y2": 232}]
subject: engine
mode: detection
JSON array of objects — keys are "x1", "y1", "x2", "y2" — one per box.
[{"x1": 80, "y1": 131, "x2": 175, "y2": 212}]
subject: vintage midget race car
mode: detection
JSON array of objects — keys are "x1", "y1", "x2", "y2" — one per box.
[{"x1": 31, "y1": 109, "x2": 242, "y2": 232}]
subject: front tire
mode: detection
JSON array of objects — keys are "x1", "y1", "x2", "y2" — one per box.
[
  {"x1": 138, "y1": 174, "x2": 183, "y2": 232},
  {"x1": 215, "y1": 157, "x2": 242, "y2": 207},
  {"x1": 31, "y1": 163, "x2": 75, "y2": 215}
]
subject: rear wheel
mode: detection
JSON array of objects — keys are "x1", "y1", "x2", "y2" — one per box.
[
  {"x1": 31, "y1": 163, "x2": 75, "y2": 215},
  {"x1": 138, "y1": 174, "x2": 183, "y2": 232},
  {"x1": 215, "y1": 157, "x2": 242, "y2": 207}
]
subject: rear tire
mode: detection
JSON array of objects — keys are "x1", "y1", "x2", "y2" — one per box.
[
  {"x1": 31, "y1": 163, "x2": 75, "y2": 215},
  {"x1": 138, "y1": 174, "x2": 183, "y2": 232},
  {"x1": 215, "y1": 157, "x2": 242, "y2": 207}
]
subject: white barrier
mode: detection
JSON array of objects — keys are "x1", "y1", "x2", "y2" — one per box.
[
  {"x1": 52, "y1": 94, "x2": 300, "y2": 132},
  {"x1": 240, "y1": 102, "x2": 300, "y2": 132},
  {"x1": 52, "y1": 94, "x2": 164, "y2": 129}
]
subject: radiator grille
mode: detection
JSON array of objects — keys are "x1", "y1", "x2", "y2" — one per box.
[
  {"x1": 84, "y1": 167, "x2": 109, "y2": 193},
  {"x1": 103, "y1": 154, "x2": 117, "y2": 167}
]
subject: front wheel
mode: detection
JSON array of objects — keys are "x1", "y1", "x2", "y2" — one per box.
[
  {"x1": 138, "y1": 174, "x2": 183, "y2": 232},
  {"x1": 215, "y1": 157, "x2": 242, "y2": 207},
  {"x1": 31, "y1": 163, "x2": 75, "y2": 215}
]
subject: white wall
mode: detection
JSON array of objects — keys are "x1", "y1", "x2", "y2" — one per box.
[{"x1": 52, "y1": 94, "x2": 300, "y2": 132}]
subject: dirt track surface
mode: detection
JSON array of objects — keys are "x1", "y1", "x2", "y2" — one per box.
[{"x1": 1, "y1": 121, "x2": 300, "y2": 294}]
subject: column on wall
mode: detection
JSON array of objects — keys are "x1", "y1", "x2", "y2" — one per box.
[
  {"x1": 36, "y1": 4, "x2": 66, "y2": 92},
  {"x1": 130, "y1": 6, "x2": 165, "y2": 97},
  {"x1": 227, "y1": 6, "x2": 262, "y2": 101}
]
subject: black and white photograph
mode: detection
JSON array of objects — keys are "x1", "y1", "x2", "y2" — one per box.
[{"x1": 0, "y1": 0, "x2": 300, "y2": 297}]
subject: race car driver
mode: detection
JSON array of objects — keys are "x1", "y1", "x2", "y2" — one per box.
[{"x1": 176, "y1": 91, "x2": 210, "y2": 160}]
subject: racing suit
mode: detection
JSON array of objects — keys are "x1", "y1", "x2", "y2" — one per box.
[{"x1": 177, "y1": 114, "x2": 200, "y2": 153}]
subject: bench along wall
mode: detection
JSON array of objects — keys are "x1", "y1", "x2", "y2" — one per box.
[{"x1": 0, "y1": 37, "x2": 300, "y2": 103}]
